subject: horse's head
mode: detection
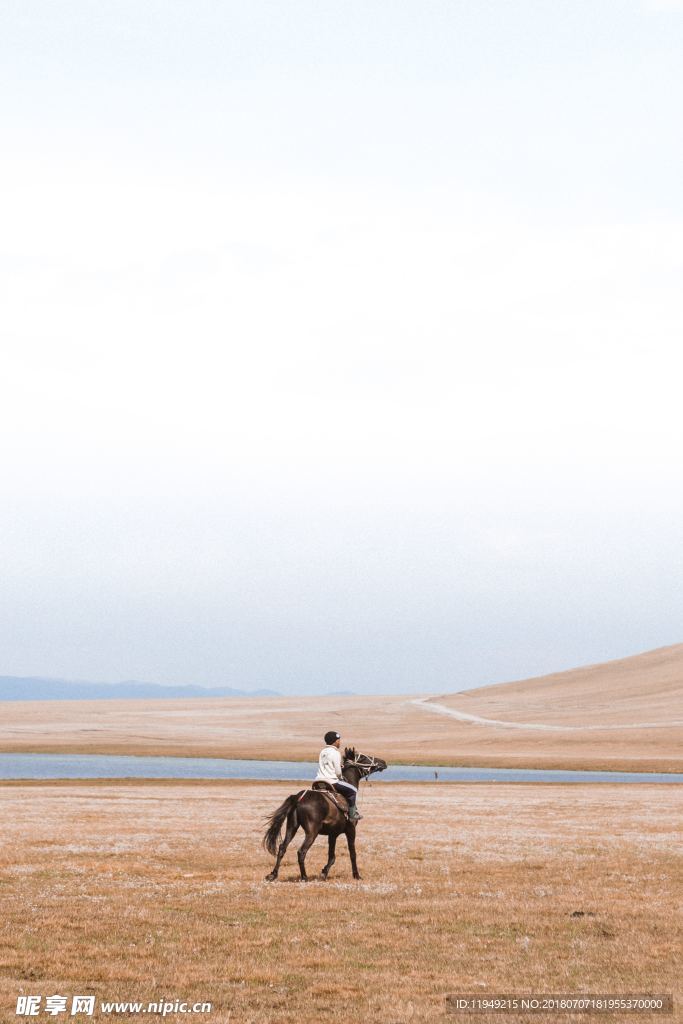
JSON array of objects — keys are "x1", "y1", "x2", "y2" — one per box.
[{"x1": 343, "y1": 747, "x2": 388, "y2": 778}]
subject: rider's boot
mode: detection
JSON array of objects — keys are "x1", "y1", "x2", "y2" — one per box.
[{"x1": 348, "y1": 804, "x2": 363, "y2": 822}]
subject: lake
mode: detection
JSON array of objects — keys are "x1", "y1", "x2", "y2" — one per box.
[{"x1": 1, "y1": 753, "x2": 681, "y2": 783}]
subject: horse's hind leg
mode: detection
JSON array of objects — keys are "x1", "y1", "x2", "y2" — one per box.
[
  {"x1": 265, "y1": 812, "x2": 299, "y2": 881},
  {"x1": 321, "y1": 834, "x2": 337, "y2": 880},
  {"x1": 296, "y1": 824, "x2": 319, "y2": 881}
]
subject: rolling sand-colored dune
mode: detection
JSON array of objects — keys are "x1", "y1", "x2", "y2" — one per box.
[
  {"x1": 424, "y1": 642, "x2": 683, "y2": 727},
  {"x1": 0, "y1": 644, "x2": 681, "y2": 772}
]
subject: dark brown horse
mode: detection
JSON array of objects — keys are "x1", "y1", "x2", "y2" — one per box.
[{"x1": 263, "y1": 747, "x2": 387, "y2": 881}]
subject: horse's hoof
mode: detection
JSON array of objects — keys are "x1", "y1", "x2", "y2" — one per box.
[
  {"x1": 265, "y1": 873, "x2": 276, "y2": 882},
  {"x1": 353, "y1": 873, "x2": 362, "y2": 880}
]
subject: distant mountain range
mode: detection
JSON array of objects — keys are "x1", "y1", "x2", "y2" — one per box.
[{"x1": 0, "y1": 677, "x2": 281, "y2": 701}]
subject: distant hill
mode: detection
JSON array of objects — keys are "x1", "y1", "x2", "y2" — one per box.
[
  {"x1": 0, "y1": 677, "x2": 281, "y2": 701},
  {"x1": 427, "y1": 642, "x2": 683, "y2": 727}
]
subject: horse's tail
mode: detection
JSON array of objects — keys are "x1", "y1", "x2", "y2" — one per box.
[{"x1": 262, "y1": 792, "x2": 301, "y2": 856}]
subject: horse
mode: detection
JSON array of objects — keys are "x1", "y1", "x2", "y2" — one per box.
[{"x1": 262, "y1": 747, "x2": 387, "y2": 881}]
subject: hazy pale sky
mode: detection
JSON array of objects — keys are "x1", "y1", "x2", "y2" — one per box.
[{"x1": 2, "y1": 1, "x2": 682, "y2": 694}]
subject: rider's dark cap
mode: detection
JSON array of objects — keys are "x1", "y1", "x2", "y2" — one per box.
[{"x1": 324, "y1": 731, "x2": 341, "y2": 745}]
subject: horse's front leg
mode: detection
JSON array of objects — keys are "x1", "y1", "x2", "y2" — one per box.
[
  {"x1": 321, "y1": 833, "x2": 338, "y2": 880},
  {"x1": 345, "y1": 825, "x2": 361, "y2": 880},
  {"x1": 296, "y1": 826, "x2": 318, "y2": 881}
]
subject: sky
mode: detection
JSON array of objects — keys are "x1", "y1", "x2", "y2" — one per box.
[{"x1": 1, "y1": 1, "x2": 682, "y2": 695}]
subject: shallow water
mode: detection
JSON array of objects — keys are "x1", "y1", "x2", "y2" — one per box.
[{"x1": 0, "y1": 753, "x2": 681, "y2": 783}]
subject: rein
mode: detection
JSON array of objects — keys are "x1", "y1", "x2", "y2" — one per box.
[
  {"x1": 343, "y1": 752, "x2": 383, "y2": 778},
  {"x1": 343, "y1": 752, "x2": 383, "y2": 813}
]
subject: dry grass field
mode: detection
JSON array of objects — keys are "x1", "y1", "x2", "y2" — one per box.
[
  {"x1": 0, "y1": 779, "x2": 680, "y2": 1023},
  {"x1": 1, "y1": 645, "x2": 681, "y2": 772}
]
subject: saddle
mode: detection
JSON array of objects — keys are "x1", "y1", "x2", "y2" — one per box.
[{"x1": 311, "y1": 780, "x2": 349, "y2": 817}]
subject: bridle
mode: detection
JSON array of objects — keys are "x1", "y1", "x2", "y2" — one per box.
[{"x1": 342, "y1": 751, "x2": 384, "y2": 778}]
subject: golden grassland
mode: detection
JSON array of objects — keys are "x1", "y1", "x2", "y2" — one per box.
[
  {"x1": 1, "y1": 644, "x2": 681, "y2": 772},
  {"x1": 0, "y1": 780, "x2": 680, "y2": 1023}
]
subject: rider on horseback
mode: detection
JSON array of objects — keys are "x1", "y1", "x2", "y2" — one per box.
[
  {"x1": 315, "y1": 731, "x2": 363, "y2": 822},
  {"x1": 263, "y1": 740, "x2": 386, "y2": 881}
]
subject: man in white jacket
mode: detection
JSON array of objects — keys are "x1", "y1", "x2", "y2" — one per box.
[{"x1": 315, "y1": 730, "x2": 362, "y2": 821}]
